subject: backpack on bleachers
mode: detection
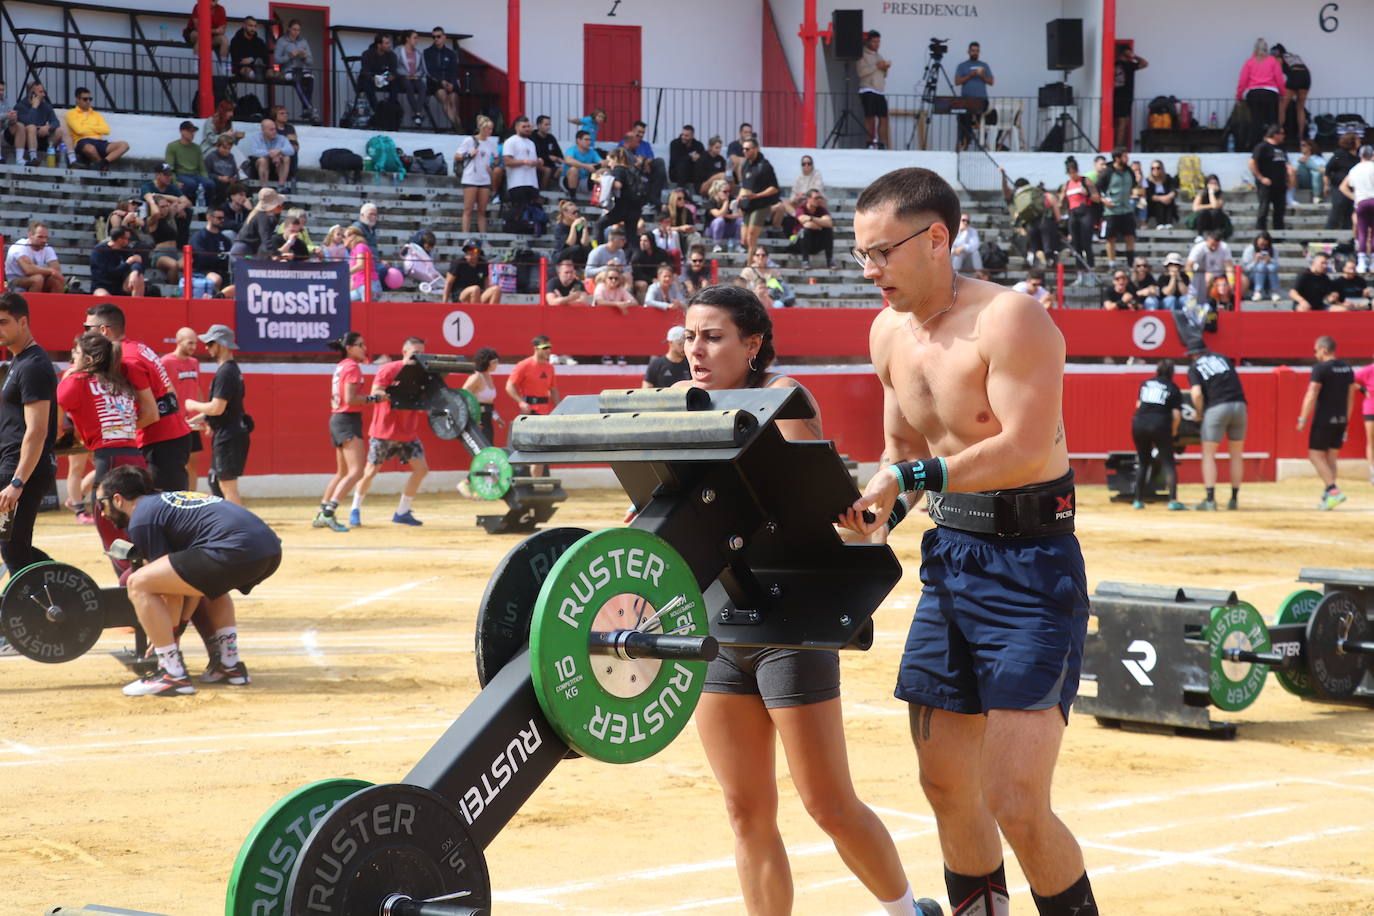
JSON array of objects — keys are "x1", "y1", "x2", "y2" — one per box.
[
  {"x1": 979, "y1": 239, "x2": 1009, "y2": 274},
  {"x1": 371, "y1": 99, "x2": 403, "y2": 132},
  {"x1": 365, "y1": 135, "x2": 406, "y2": 184},
  {"x1": 411, "y1": 148, "x2": 447, "y2": 176},
  {"x1": 320, "y1": 148, "x2": 364, "y2": 181},
  {"x1": 1009, "y1": 184, "x2": 1046, "y2": 225},
  {"x1": 1175, "y1": 155, "x2": 1203, "y2": 201},
  {"x1": 1146, "y1": 96, "x2": 1178, "y2": 129}
]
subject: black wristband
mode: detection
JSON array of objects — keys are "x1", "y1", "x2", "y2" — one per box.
[
  {"x1": 890, "y1": 458, "x2": 947, "y2": 494},
  {"x1": 885, "y1": 493, "x2": 911, "y2": 532}
]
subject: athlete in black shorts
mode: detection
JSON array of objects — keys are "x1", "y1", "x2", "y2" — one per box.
[
  {"x1": 98, "y1": 464, "x2": 281, "y2": 697},
  {"x1": 1130, "y1": 359, "x2": 1185, "y2": 510},
  {"x1": 1298, "y1": 335, "x2": 1356, "y2": 510},
  {"x1": 185, "y1": 324, "x2": 250, "y2": 506}
]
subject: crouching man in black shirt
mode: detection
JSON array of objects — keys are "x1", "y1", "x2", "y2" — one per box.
[{"x1": 97, "y1": 464, "x2": 281, "y2": 697}]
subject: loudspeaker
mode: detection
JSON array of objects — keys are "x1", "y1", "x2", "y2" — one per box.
[
  {"x1": 1039, "y1": 82, "x2": 1074, "y2": 107},
  {"x1": 1046, "y1": 18, "x2": 1083, "y2": 72},
  {"x1": 832, "y1": 9, "x2": 864, "y2": 61}
]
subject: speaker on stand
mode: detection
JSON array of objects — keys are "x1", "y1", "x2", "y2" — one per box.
[
  {"x1": 1041, "y1": 19, "x2": 1092, "y2": 152},
  {"x1": 824, "y1": 9, "x2": 869, "y2": 148}
]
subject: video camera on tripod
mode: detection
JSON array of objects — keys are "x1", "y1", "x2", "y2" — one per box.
[{"x1": 927, "y1": 37, "x2": 949, "y2": 59}]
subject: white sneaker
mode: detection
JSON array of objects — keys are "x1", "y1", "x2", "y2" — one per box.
[
  {"x1": 1312, "y1": 196, "x2": 1322, "y2": 205},
  {"x1": 1251, "y1": 291, "x2": 1262, "y2": 301},
  {"x1": 1359, "y1": 256, "x2": 1369, "y2": 274}
]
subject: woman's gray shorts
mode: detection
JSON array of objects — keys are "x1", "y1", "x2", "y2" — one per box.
[
  {"x1": 703, "y1": 645, "x2": 841, "y2": 708},
  {"x1": 1201, "y1": 401, "x2": 1248, "y2": 443}
]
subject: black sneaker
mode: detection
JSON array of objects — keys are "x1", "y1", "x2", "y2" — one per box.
[
  {"x1": 201, "y1": 658, "x2": 250, "y2": 685},
  {"x1": 123, "y1": 667, "x2": 195, "y2": 696}
]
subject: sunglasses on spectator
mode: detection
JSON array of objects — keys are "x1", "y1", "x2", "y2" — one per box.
[
  {"x1": 78, "y1": 94, "x2": 92, "y2": 101},
  {"x1": 689, "y1": 258, "x2": 704, "y2": 263},
  {"x1": 605, "y1": 274, "x2": 622, "y2": 280}
]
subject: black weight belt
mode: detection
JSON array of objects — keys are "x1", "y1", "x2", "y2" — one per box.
[
  {"x1": 525, "y1": 396, "x2": 550, "y2": 404},
  {"x1": 927, "y1": 470, "x2": 1076, "y2": 539}
]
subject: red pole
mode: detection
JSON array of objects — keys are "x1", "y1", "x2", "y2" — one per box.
[
  {"x1": 506, "y1": 0, "x2": 521, "y2": 128},
  {"x1": 538, "y1": 256, "x2": 548, "y2": 304},
  {"x1": 797, "y1": 0, "x2": 825, "y2": 148},
  {"x1": 710, "y1": 258, "x2": 719, "y2": 285},
  {"x1": 1056, "y1": 261, "x2": 1065, "y2": 309},
  {"x1": 1233, "y1": 264, "x2": 1242, "y2": 310},
  {"x1": 183, "y1": 244, "x2": 193, "y2": 299},
  {"x1": 196, "y1": 0, "x2": 213, "y2": 118},
  {"x1": 363, "y1": 248, "x2": 374, "y2": 303},
  {"x1": 1099, "y1": 0, "x2": 1116, "y2": 153}
]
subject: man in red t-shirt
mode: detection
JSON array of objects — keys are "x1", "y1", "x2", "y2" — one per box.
[
  {"x1": 183, "y1": 0, "x2": 229, "y2": 58},
  {"x1": 161, "y1": 327, "x2": 204, "y2": 490},
  {"x1": 350, "y1": 337, "x2": 429, "y2": 526},
  {"x1": 85, "y1": 304, "x2": 193, "y2": 490},
  {"x1": 505, "y1": 334, "x2": 560, "y2": 476}
]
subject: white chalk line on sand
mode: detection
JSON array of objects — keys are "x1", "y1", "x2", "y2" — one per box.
[{"x1": 338, "y1": 576, "x2": 444, "y2": 610}]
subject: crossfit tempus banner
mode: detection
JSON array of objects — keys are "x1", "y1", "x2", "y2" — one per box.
[{"x1": 233, "y1": 259, "x2": 350, "y2": 352}]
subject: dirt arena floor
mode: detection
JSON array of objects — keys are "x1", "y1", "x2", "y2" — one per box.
[{"x1": 3, "y1": 476, "x2": 1373, "y2": 915}]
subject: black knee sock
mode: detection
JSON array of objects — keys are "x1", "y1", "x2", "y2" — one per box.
[
  {"x1": 945, "y1": 864, "x2": 1009, "y2": 916},
  {"x1": 1031, "y1": 872, "x2": 1097, "y2": 915},
  {"x1": 1205, "y1": 486, "x2": 1215, "y2": 501}
]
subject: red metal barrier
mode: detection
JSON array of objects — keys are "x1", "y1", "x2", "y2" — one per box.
[
  {"x1": 0, "y1": 235, "x2": 5, "y2": 292},
  {"x1": 362, "y1": 248, "x2": 373, "y2": 303},
  {"x1": 183, "y1": 245, "x2": 193, "y2": 299},
  {"x1": 710, "y1": 259, "x2": 719, "y2": 284},
  {"x1": 539, "y1": 256, "x2": 548, "y2": 305},
  {"x1": 1233, "y1": 263, "x2": 1242, "y2": 310},
  {"x1": 1056, "y1": 261, "x2": 1065, "y2": 309}
]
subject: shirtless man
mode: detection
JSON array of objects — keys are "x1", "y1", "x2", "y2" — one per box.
[{"x1": 839, "y1": 167, "x2": 1097, "y2": 916}]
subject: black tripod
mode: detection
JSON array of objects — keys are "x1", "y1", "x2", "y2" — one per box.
[
  {"x1": 824, "y1": 60, "x2": 868, "y2": 149},
  {"x1": 1048, "y1": 70, "x2": 1097, "y2": 152},
  {"x1": 909, "y1": 52, "x2": 957, "y2": 149}
]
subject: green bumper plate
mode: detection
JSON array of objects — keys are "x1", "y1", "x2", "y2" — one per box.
[
  {"x1": 1206, "y1": 602, "x2": 1271, "y2": 712},
  {"x1": 1273, "y1": 589, "x2": 1321, "y2": 697}
]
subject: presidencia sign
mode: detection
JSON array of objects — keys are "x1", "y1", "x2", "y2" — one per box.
[{"x1": 233, "y1": 260, "x2": 349, "y2": 351}]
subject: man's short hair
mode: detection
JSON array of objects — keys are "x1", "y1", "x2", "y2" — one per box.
[
  {"x1": 536, "y1": 115, "x2": 550, "y2": 125},
  {"x1": 1205, "y1": 231, "x2": 1221, "y2": 242},
  {"x1": 1112, "y1": 146, "x2": 1127, "y2": 159},
  {"x1": 75, "y1": 85, "x2": 90, "y2": 99},
  {"x1": 632, "y1": 120, "x2": 646, "y2": 130},
  {"x1": 0, "y1": 291, "x2": 31, "y2": 319},
  {"x1": 1027, "y1": 267, "x2": 1045, "y2": 281},
  {"x1": 108, "y1": 226, "x2": 129, "y2": 243},
  {"x1": 1316, "y1": 335, "x2": 1336, "y2": 353},
  {"x1": 404, "y1": 336, "x2": 425, "y2": 348},
  {"x1": 1265, "y1": 124, "x2": 1284, "y2": 139},
  {"x1": 27, "y1": 219, "x2": 46, "y2": 234},
  {"x1": 867, "y1": 29, "x2": 880, "y2": 39},
  {"x1": 575, "y1": 130, "x2": 590, "y2": 141},
  {"x1": 512, "y1": 114, "x2": 530, "y2": 126},
  {"x1": 739, "y1": 122, "x2": 752, "y2": 132},
  {"x1": 531, "y1": 334, "x2": 551, "y2": 348},
  {"x1": 968, "y1": 41, "x2": 980, "y2": 49},
  {"x1": 557, "y1": 258, "x2": 575, "y2": 268},
  {"x1": 100, "y1": 464, "x2": 156, "y2": 500},
  {"x1": 86, "y1": 302, "x2": 127, "y2": 333},
  {"x1": 854, "y1": 167, "x2": 962, "y2": 249},
  {"x1": 681, "y1": 124, "x2": 695, "y2": 133},
  {"x1": 608, "y1": 227, "x2": 626, "y2": 238}
]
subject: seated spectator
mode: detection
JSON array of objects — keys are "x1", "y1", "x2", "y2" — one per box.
[
  {"x1": 351, "y1": 202, "x2": 391, "y2": 269},
  {"x1": 141, "y1": 161, "x2": 194, "y2": 251},
  {"x1": 704, "y1": 178, "x2": 742, "y2": 252},
  {"x1": 644, "y1": 265, "x2": 687, "y2": 311},
  {"x1": 104, "y1": 197, "x2": 141, "y2": 235},
  {"x1": 532, "y1": 116, "x2": 563, "y2": 190},
  {"x1": 1295, "y1": 138, "x2": 1327, "y2": 203},
  {"x1": 586, "y1": 226, "x2": 629, "y2": 278},
  {"x1": 66, "y1": 87, "x2": 128, "y2": 171},
  {"x1": 727, "y1": 123, "x2": 755, "y2": 180},
  {"x1": 590, "y1": 265, "x2": 635, "y2": 314},
  {"x1": 4, "y1": 221, "x2": 64, "y2": 293},
  {"x1": 624, "y1": 122, "x2": 668, "y2": 209},
  {"x1": 443, "y1": 240, "x2": 501, "y2": 303},
  {"x1": 651, "y1": 210, "x2": 683, "y2": 261},
  {"x1": 275, "y1": 19, "x2": 317, "y2": 123},
  {"x1": 1333, "y1": 259, "x2": 1372, "y2": 308},
  {"x1": 1241, "y1": 231, "x2": 1280, "y2": 302},
  {"x1": 561, "y1": 129, "x2": 602, "y2": 195},
  {"x1": 552, "y1": 200, "x2": 593, "y2": 266},
  {"x1": 1144, "y1": 160, "x2": 1179, "y2": 228},
  {"x1": 271, "y1": 106, "x2": 300, "y2": 186},
  {"x1": 204, "y1": 133, "x2": 239, "y2": 205},
  {"x1": 245, "y1": 118, "x2": 293, "y2": 189},
  {"x1": 545, "y1": 259, "x2": 589, "y2": 305},
  {"x1": 13, "y1": 81, "x2": 72, "y2": 166},
  {"x1": 1186, "y1": 232, "x2": 1233, "y2": 302},
  {"x1": 1204, "y1": 274, "x2": 1235, "y2": 312},
  {"x1": 393, "y1": 30, "x2": 428, "y2": 128},
  {"x1": 0, "y1": 80, "x2": 17, "y2": 162},
  {"x1": 1101, "y1": 268, "x2": 1140, "y2": 310},
  {"x1": 319, "y1": 224, "x2": 348, "y2": 261},
  {"x1": 89, "y1": 227, "x2": 146, "y2": 297},
  {"x1": 200, "y1": 99, "x2": 244, "y2": 154},
  {"x1": 664, "y1": 189, "x2": 701, "y2": 252},
  {"x1": 950, "y1": 213, "x2": 982, "y2": 272},
  {"x1": 228, "y1": 186, "x2": 285, "y2": 258},
  {"x1": 695, "y1": 135, "x2": 727, "y2": 195},
  {"x1": 1129, "y1": 160, "x2": 1148, "y2": 225},
  {"x1": 630, "y1": 231, "x2": 673, "y2": 301},
  {"x1": 1129, "y1": 257, "x2": 1163, "y2": 309},
  {"x1": 401, "y1": 230, "x2": 442, "y2": 294},
  {"x1": 735, "y1": 246, "x2": 791, "y2": 306},
  {"x1": 188, "y1": 207, "x2": 232, "y2": 297},
  {"x1": 228, "y1": 16, "x2": 270, "y2": 83},
  {"x1": 165, "y1": 120, "x2": 215, "y2": 204},
  {"x1": 1012, "y1": 267, "x2": 1053, "y2": 307},
  {"x1": 358, "y1": 33, "x2": 400, "y2": 112},
  {"x1": 1290, "y1": 252, "x2": 1343, "y2": 311},
  {"x1": 680, "y1": 244, "x2": 711, "y2": 297},
  {"x1": 1158, "y1": 252, "x2": 1191, "y2": 309},
  {"x1": 346, "y1": 225, "x2": 381, "y2": 302},
  {"x1": 668, "y1": 125, "x2": 707, "y2": 190},
  {"x1": 1188, "y1": 174, "x2": 1232, "y2": 239},
  {"x1": 794, "y1": 189, "x2": 835, "y2": 269},
  {"x1": 267, "y1": 211, "x2": 310, "y2": 261},
  {"x1": 752, "y1": 280, "x2": 778, "y2": 309},
  {"x1": 183, "y1": 0, "x2": 229, "y2": 58},
  {"x1": 424, "y1": 28, "x2": 462, "y2": 129},
  {"x1": 220, "y1": 183, "x2": 250, "y2": 239}
]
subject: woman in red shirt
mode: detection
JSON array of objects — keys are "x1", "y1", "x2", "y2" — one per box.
[
  {"x1": 1058, "y1": 156, "x2": 1099, "y2": 278},
  {"x1": 56, "y1": 332, "x2": 146, "y2": 553},
  {"x1": 313, "y1": 332, "x2": 373, "y2": 531}
]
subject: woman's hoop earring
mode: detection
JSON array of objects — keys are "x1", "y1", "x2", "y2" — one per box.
[{"x1": 748, "y1": 356, "x2": 757, "y2": 372}]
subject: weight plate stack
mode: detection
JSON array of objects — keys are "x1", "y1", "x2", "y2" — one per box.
[{"x1": 1205, "y1": 602, "x2": 1271, "y2": 712}]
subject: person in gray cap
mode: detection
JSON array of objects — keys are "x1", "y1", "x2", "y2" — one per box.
[
  {"x1": 185, "y1": 324, "x2": 250, "y2": 505},
  {"x1": 641, "y1": 325, "x2": 690, "y2": 388}
]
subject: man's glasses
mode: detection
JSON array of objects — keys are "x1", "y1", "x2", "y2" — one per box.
[
  {"x1": 77, "y1": 95, "x2": 92, "y2": 101},
  {"x1": 95, "y1": 495, "x2": 115, "y2": 511},
  {"x1": 83, "y1": 323, "x2": 100, "y2": 330},
  {"x1": 689, "y1": 258, "x2": 704, "y2": 264},
  {"x1": 850, "y1": 224, "x2": 932, "y2": 269}
]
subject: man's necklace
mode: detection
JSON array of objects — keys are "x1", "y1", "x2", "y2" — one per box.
[{"x1": 907, "y1": 275, "x2": 959, "y2": 333}]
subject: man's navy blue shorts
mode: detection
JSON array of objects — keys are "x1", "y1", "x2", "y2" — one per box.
[{"x1": 895, "y1": 525, "x2": 1089, "y2": 722}]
